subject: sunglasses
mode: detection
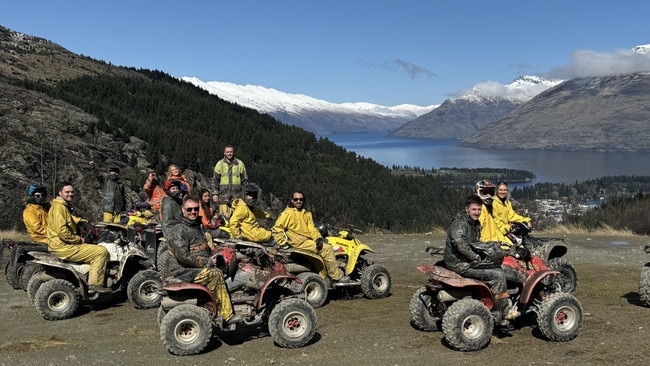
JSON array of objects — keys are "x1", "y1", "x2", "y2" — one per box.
[
  {"x1": 184, "y1": 207, "x2": 200, "y2": 212},
  {"x1": 292, "y1": 197, "x2": 304, "y2": 202}
]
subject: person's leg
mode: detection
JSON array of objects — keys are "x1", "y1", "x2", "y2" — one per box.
[
  {"x1": 64, "y1": 244, "x2": 109, "y2": 286},
  {"x1": 293, "y1": 239, "x2": 342, "y2": 280},
  {"x1": 193, "y1": 268, "x2": 234, "y2": 320}
]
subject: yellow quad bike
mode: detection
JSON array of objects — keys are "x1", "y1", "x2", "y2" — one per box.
[{"x1": 282, "y1": 223, "x2": 392, "y2": 308}]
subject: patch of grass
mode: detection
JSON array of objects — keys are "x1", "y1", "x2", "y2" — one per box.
[
  {"x1": 540, "y1": 224, "x2": 637, "y2": 237},
  {"x1": 0, "y1": 229, "x2": 31, "y2": 242}
]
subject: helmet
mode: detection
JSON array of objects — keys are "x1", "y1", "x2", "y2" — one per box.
[
  {"x1": 28, "y1": 183, "x2": 47, "y2": 197},
  {"x1": 475, "y1": 180, "x2": 496, "y2": 205},
  {"x1": 316, "y1": 222, "x2": 328, "y2": 238},
  {"x1": 164, "y1": 179, "x2": 184, "y2": 196},
  {"x1": 243, "y1": 184, "x2": 259, "y2": 206}
]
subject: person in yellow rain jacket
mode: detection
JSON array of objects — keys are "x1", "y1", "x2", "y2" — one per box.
[
  {"x1": 272, "y1": 190, "x2": 349, "y2": 283},
  {"x1": 23, "y1": 183, "x2": 49, "y2": 244},
  {"x1": 229, "y1": 185, "x2": 274, "y2": 244},
  {"x1": 46, "y1": 181, "x2": 111, "y2": 294},
  {"x1": 475, "y1": 180, "x2": 512, "y2": 249},
  {"x1": 493, "y1": 181, "x2": 532, "y2": 232}
]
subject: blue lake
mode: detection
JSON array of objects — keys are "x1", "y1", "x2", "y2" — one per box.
[{"x1": 323, "y1": 133, "x2": 650, "y2": 184}]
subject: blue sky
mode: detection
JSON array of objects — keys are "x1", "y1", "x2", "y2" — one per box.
[{"x1": 2, "y1": 1, "x2": 650, "y2": 106}]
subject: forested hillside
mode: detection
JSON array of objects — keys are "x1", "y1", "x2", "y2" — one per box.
[{"x1": 8, "y1": 71, "x2": 465, "y2": 232}]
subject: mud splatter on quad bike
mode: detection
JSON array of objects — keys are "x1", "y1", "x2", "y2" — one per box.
[
  {"x1": 410, "y1": 246, "x2": 583, "y2": 351},
  {"x1": 157, "y1": 241, "x2": 316, "y2": 356}
]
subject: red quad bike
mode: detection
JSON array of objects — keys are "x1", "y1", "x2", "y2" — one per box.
[
  {"x1": 410, "y1": 246, "x2": 584, "y2": 352},
  {"x1": 507, "y1": 222, "x2": 578, "y2": 293},
  {"x1": 639, "y1": 245, "x2": 650, "y2": 307},
  {"x1": 157, "y1": 241, "x2": 317, "y2": 356}
]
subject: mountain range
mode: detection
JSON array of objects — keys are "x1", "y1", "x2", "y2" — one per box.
[{"x1": 182, "y1": 77, "x2": 436, "y2": 135}]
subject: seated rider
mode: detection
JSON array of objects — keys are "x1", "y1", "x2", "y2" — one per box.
[
  {"x1": 272, "y1": 190, "x2": 350, "y2": 283},
  {"x1": 229, "y1": 185, "x2": 275, "y2": 245},
  {"x1": 443, "y1": 194, "x2": 518, "y2": 321},
  {"x1": 23, "y1": 183, "x2": 50, "y2": 244},
  {"x1": 165, "y1": 196, "x2": 241, "y2": 325}
]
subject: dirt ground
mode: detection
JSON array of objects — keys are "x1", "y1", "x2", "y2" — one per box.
[{"x1": 1, "y1": 232, "x2": 650, "y2": 366}]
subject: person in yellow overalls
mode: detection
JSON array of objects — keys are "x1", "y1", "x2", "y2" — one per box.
[{"x1": 47, "y1": 181, "x2": 111, "y2": 294}]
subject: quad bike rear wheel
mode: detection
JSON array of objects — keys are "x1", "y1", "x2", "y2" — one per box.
[
  {"x1": 127, "y1": 269, "x2": 162, "y2": 309},
  {"x1": 360, "y1": 263, "x2": 391, "y2": 299},
  {"x1": 34, "y1": 279, "x2": 81, "y2": 321},
  {"x1": 19, "y1": 263, "x2": 43, "y2": 290},
  {"x1": 442, "y1": 298, "x2": 493, "y2": 351},
  {"x1": 536, "y1": 291, "x2": 583, "y2": 342},
  {"x1": 26, "y1": 271, "x2": 46, "y2": 303},
  {"x1": 297, "y1": 272, "x2": 328, "y2": 308},
  {"x1": 5, "y1": 260, "x2": 23, "y2": 289},
  {"x1": 639, "y1": 265, "x2": 650, "y2": 307},
  {"x1": 157, "y1": 306, "x2": 168, "y2": 325},
  {"x1": 547, "y1": 257, "x2": 578, "y2": 293},
  {"x1": 268, "y1": 298, "x2": 316, "y2": 348},
  {"x1": 156, "y1": 243, "x2": 169, "y2": 275},
  {"x1": 160, "y1": 304, "x2": 212, "y2": 356},
  {"x1": 409, "y1": 287, "x2": 441, "y2": 331}
]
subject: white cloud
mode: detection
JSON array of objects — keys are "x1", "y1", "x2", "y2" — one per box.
[{"x1": 546, "y1": 46, "x2": 650, "y2": 79}]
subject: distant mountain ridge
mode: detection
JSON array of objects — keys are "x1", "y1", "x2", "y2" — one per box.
[
  {"x1": 389, "y1": 76, "x2": 562, "y2": 139},
  {"x1": 182, "y1": 77, "x2": 436, "y2": 135}
]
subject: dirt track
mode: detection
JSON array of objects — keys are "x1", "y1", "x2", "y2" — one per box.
[{"x1": 1, "y1": 232, "x2": 650, "y2": 366}]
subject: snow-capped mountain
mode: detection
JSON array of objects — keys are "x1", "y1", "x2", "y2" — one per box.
[
  {"x1": 181, "y1": 77, "x2": 436, "y2": 135},
  {"x1": 390, "y1": 75, "x2": 563, "y2": 139}
]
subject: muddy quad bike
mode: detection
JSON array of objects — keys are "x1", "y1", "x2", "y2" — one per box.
[
  {"x1": 24, "y1": 223, "x2": 162, "y2": 320},
  {"x1": 639, "y1": 245, "x2": 650, "y2": 307},
  {"x1": 2, "y1": 220, "x2": 100, "y2": 290},
  {"x1": 2, "y1": 239, "x2": 49, "y2": 290},
  {"x1": 275, "y1": 223, "x2": 391, "y2": 308},
  {"x1": 507, "y1": 222, "x2": 578, "y2": 293},
  {"x1": 410, "y1": 246, "x2": 583, "y2": 351},
  {"x1": 158, "y1": 240, "x2": 316, "y2": 356}
]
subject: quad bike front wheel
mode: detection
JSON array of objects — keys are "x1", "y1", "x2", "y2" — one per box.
[
  {"x1": 409, "y1": 287, "x2": 442, "y2": 331},
  {"x1": 360, "y1": 263, "x2": 391, "y2": 299},
  {"x1": 639, "y1": 265, "x2": 650, "y2": 307},
  {"x1": 442, "y1": 298, "x2": 493, "y2": 351},
  {"x1": 268, "y1": 298, "x2": 317, "y2": 348},
  {"x1": 127, "y1": 269, "x2": 162, "y2": 309},
  {"x1": 297, "y1": 272, "x2": 328, "y2": 308},
  {"x1": 160, "y1": 304, "x2": 212, "y2": 356},
  {"x1": 536, "y1": 291, "x2": 583, "y2": 342},
  {"x1": 547, "y1": 257, "x2": 578, "y2": 293},
  {"x1": 34, "y1": 279, "x2": 81, "y2": 321}
]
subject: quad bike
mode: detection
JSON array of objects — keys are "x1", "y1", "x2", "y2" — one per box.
[
  {"x1": 410, "y1": 246, "x2": 583, "y2": 351},
  {"x1": 24, "y1": 223, "x2": 163, "y2": 320},
  {"x1": 157, "y1": 240, "x2": 316, "y2": 356},
  {"x1": 507, "y1": 222, "x2": 578, "y2": 293},
  {"x1": 639, "y1": 244, "x2": 650, "y2": 307},
  {"x1": 274, "y1": 223, "x2": 391, "y2": 308},
  {"x1": 2, "y1": 220, "x2": 100, "y2": 290}
]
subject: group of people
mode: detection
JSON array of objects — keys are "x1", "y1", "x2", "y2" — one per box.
[
  {"x1": 21, "y1": 144, "x2": 345, "y2": 324},
  {"x1": 444, "y1": 180, "x2": 532, "y2": 322}
]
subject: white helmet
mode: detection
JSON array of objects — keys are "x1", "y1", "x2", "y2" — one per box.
[{"x1": 475, "y1": 180, "x2": 496, "y2": 205}]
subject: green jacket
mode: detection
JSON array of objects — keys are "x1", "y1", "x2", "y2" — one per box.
[
  {"x1": 100, "y1": 173, "x2": 125, "y2": 213},
  {"x1": 443, "y1": 211, "x2": 482, "y2": 272}
]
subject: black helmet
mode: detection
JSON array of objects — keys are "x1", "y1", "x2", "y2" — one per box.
[
  {"x1": 243, "y1": 184, "x2": 259, "y2": 206},
  {"x1": 316, "y1": 222, "x2": 328, "y2": 238}
]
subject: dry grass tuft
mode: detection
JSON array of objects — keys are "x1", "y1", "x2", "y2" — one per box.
[
  {"x1": 0, "y1": 229, "x2": 31, "y2": 242},
  {"x1": 536, "y1": 224, "x2": 637, "y2": 237}
]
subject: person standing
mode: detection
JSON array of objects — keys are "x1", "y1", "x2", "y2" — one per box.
[
  {"x1": 47, "y1": 181, "x2": 110, "y2": 294},
  {"x1": 272, "y1": 190, "x2": 349, "y2": 283},
  {"x1": 165, "y1": 196, "x2": 240, "y2": 325},
  {"x1": 23, "y1": 183, "x2": 50, "y2": 244},
  {"x1": 212, "y1": 145, "x2": 248, "y2": 219},
  {"x1": 92, "y1": 162, "x2": 126, "y2": 223}
]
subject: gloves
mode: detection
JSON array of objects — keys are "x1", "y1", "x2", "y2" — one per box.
[
  {"x1": 316, "y1": 237, "x2": 325, "y2": 251},
  {"x1": 514, "y1": 245, "x2": 531, "y2": 261}
]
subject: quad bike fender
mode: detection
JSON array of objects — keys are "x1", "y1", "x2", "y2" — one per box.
[
  {"x1": 519, "y1": 269, "x2": 559, "y2": 304},
  {"x1": 418, "y1": 265, "x2": 494, "y2": 308},
  {"x1": 161, "y1": 282, "x2": 216, "y2": 315},
  {"x1": 27, "y1": 251, "x2": 89, "y2": 285},
  {"x1": 532, "y1": 241, "x2": 568, "y2": 262},
  {"x1": 257, "y1": 273, "x2": 300, "y2": 308}
]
